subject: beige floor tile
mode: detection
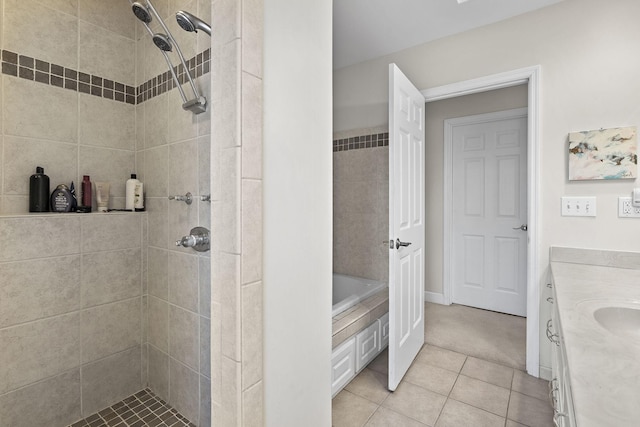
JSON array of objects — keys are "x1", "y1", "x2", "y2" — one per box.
[
  {"x1": 332, "y1": 390, "x2": 378, "y2": 427},
  {"x1": 415, "y1": 344, "x2": 467, "y2": 373},
  {"x1": 505, "y1": 420, "x2": 527, "y2": 427},
  {"x1": 424, "y1": 302, "x2": 525, "y2": 370},
  {"x1": 507, "y1": 391, "x2": 554, "y2": 427},
  {"x1": 435, "y1": 399, "x2": 505, "y2": 427},
  {"x1": 449, "y1": 375, "x2": 510, "y2": 417},
  {"x1": 345, "y1": 368, "x2": 390, "y2": 404},
  {"x1": 382, "y1": 381, "x2": 446, "y2": 426},
  {"x1": 511, "y1": 370, "x2": 550, "y2": 402},
  {"x1": 368, "y1": 349, "x2": 388, "y2": 375},
  {"x1": 404, "y1": 361, "x2": 458, "y2": 396},
  {"x1": 461, "y1": 356, "x2": 514, "y2": 389},
  {"x1": 365, "y1": 407, "x2": 427, "y2": 427}
]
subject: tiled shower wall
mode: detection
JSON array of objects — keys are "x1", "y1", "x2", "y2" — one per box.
[
  {"x1": 0, "y1": 0, "x2": 213, "y2": 426},
  {"x1": 0, "y1": 214, "x2": 145, "y2": 427},
  {"x1": 134, "y1": 0, "x2": 213, "y2": 425},
  {"x1": 209, "y1": 0, "x2": 264, "y2": 425},
  {"x1": 333, "y1": 128, "x2": 390, "y2": 283}
]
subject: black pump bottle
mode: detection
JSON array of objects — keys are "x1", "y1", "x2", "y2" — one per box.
[{"x1": 29, "y1": 166, "x2": 50, "y2": 212}]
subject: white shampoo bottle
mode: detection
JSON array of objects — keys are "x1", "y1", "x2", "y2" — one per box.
[{"x1": 125, "y1": 174, "x2": 139, "y2": 211}]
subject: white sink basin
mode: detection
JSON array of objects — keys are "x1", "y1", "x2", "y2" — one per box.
[{"x1": 593, "y1": 306, "x2": 640, "y2": 339}]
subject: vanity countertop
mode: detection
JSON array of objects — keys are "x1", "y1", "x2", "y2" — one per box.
[{"x1": 550, "y1": 248, "x2": 640, "y2": 427}]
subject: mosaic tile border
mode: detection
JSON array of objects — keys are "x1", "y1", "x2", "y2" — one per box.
[
  {"x1": 67, "y1": 388, "x2": 196, "y2": 427},
  {"x1": 0, "y1": 48, "x2": 210, "y2": 106},
  {"x1": 333, "y1": 132, "x2": 389, "y2": 152}
]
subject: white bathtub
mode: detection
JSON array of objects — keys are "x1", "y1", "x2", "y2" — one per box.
[{"x1": 332, "y1": 274, "x2": 387, "y2": 318}]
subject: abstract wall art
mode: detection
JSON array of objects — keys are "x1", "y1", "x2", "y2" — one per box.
[{"x1": 568, "y1": 126, "x2": 638, "y2": 180}]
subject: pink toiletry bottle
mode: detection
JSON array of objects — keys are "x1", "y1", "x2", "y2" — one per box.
[{"x1": 82, "y1": 175, "x2": 92, "y2": 210}]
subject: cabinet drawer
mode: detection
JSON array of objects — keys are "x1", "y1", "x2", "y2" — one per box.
[
  {"x1": 356, "y1": 322, "x2": 379, "y2": 371},
  {"x1": 379, "y1": 312, "x2": 389, "y2": 350},
  {"x1": 331, "y1": 337, "x2": 356, "y2": 396}
]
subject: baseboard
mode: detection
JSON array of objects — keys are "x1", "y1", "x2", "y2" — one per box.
[
  {"x1": 424, "y1": 291, "x2": 446, "y2": 305},
  {"x1": 539, "y1": 365, "x2": 553, "y2": 380}
]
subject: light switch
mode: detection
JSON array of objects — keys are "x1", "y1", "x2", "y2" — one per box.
[{"x1": 561, "y1": 196, "x2": 597, "y2": 217}]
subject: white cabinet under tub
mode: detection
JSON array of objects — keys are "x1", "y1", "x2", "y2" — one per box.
[{"x1": 331, "y1": 312, "x2": 389, "y2": 396}]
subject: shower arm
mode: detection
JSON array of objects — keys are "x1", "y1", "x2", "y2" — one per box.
[
  {"x1": 138, "y1": 22, "x2": 189, "y2": 104},
  {"x1": 145, "y1": 1, "x2": 201, "y2": 100}
]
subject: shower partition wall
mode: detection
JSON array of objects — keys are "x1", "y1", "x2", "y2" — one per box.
[{"x1": 0, "y1": 1, "x2": 212, "y2": 426}]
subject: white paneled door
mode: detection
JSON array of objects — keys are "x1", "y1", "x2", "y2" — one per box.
[
  {"x1": 451, "y1": 109, "x2": 528, "y2": 317},
  {"x1": 388, "y1": 64, "x2": 425, "y2": 391}
]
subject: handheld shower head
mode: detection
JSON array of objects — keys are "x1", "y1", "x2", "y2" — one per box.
[
  {"x1": 176, "y1": 10, "x2": 211, "y2": 36},
  {"x1": 131, "y1": 2, "x2": 152, "y2": 24},
  {"x1": 152, "y1": 33, "x2": 173, "y2": 52}
]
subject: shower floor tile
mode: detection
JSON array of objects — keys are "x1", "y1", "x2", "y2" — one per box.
[{"x1": 67, "y1": 389, "x2": 196, "y2": 427}]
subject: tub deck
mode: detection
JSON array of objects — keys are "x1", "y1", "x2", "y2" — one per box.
[{"x1": 332, "y1": 289, "x2": 388, "y2": 349}]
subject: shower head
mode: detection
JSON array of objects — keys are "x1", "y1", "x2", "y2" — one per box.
[
  {"x1": 176, "y1": 10, "x2": 211, "y2": 36},
  {"x1": 152, "y1": 33, "x2": 173, "y2": 52},
  {"x1": 131, "y1": 2, "x2": 152, "y2": 24}
]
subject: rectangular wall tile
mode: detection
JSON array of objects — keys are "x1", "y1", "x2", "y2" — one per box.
[
  {"x1": 147, "y1": 198, "x2": 168, "y2": 248},
  {"x1": 82, "y1": 248, "x2": 141, "y2": 307},
  {"x1": 148, "y1": 296, "x2": 169, "y2": 352},
  {"x1": 0, "y1": 370, "x2": 81, "y2": 427},
  {"x1": 79, "y1": 94, "x2": 136, "y2": 150},
  {"x1": 0, "y1": 216, "x2": 80, "y2": 262},
  {"x1": 200, "y1": 315, "x2": 211, "y2": 379},
  {"x1": 241, "y1": 281, "x2": 262, "y2": 389},
  {"x1": 2, "y1": 136, "x2": 78, "y2": 196},
  {"x1": 81, "y1": 214, "x2": 141, "y2": 252},
  {"x1": 241, "y1": 179, "x2": 262, "y2": 284},
  {"x1": 211, "y1": 302, "x2": 221, "y2": 405},
  {"x1": 219, "y1": 253, "x2": 240, "y2": 360},
  {"x1": 81, "y1": 297, "x2": 141, "y2": 363},
  {"x1": 200, "y1": 374, "x2": 212, "y2": 427},
  {"x1": 3, "y1": 77, "x2": 78, "y2": 143},
  {"x1": 241, "y1": 73, "x2": 262, "y2": 179},
  {"x1": 3, "y1": 0, "x2": 78, "y2": 69},
  {"x1": 79, "y1": 21, "x2": 136, "y2": 86},
  {"x1": 148, "y1": 344, "x2": 169, "y2": 402},
  {"x1": 81, "y1": 346, "x2": 142, "y2": 416},
  {"x1": 169, "y1": 359, "x2": 200, "y2": 425},
  {"x1": 242, "y1": 381, "x2": 263, "y2": 427},
  {"x1": 78, "y1": 0, "x2": 136, "y2": 40},
  {"x1": 0, "y1": 255, "x2": 81, "y2": 328},
  {"x1": 169, "y1": 305, "x2": 200, "y2": 371},
  {"x1": 219, "y1": 356, "x2": 241, "y2": 427},
  {"x1": 199, "y1": 255, "x2": 212, "y2": 318},
  {"x1": 148, "y1": 247, "x2": 169, "y2": 299},
  {"x1": 143, "y1": 146, "x2": 169, "y2": 197},
  {"x1": 168, "y1": 251, "x2": 199, "y2": 312},
  {"x1": 0, "y1": 312, "x2": 80, "y2": 394}
]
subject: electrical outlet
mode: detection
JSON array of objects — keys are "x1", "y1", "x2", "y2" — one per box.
[
  {"x1": 561, "y1": 196, "x2": 597, "y2": 217},
  {"x1": 618, "y1": 197, "x2": 640, "y2": 218}
]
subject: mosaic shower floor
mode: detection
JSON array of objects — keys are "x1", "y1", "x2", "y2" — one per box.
[{"x1": 67, "y1": 389, "x2": 196, "y2": 427}]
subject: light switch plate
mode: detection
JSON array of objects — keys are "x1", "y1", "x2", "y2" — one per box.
[
  {"x1": 618, "y1": 197, "x2": 640, "y2": 218},
  {"x1": 561, "y1": 196, "x2": 597, "y2": 217}
]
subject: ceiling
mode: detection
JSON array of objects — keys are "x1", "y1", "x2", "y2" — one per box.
[{"x1": 333, "y1": 0, "x2": 564, "y2": 69}]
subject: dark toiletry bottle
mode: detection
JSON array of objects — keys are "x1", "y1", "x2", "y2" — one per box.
[
  {"x1": 50, "y1": 184, "x2": 74, "y2": 213},
  {"x1": 69, "y1": 181, "x2": 78, "y2": 211},
  {"x1": 29, "y1": 166, "x2": 50, "y2": 212},
  {"x1": 82, "y1": 175, "x2": 92, "y2": 210}
]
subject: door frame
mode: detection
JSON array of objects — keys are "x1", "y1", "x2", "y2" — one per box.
[
  {"x1": 444, "y1": 107, "x2": 528, "y2": 313},
  {"x1": 421, "y1": 65, "x2": 541, "y2": 377}
]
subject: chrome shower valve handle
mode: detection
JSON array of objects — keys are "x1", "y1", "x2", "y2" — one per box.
[
  {"x1": 169, "y1": 192, "x2": 193, "y2": 205},
  {"x1": 176, "y1": 226, "x2": 210, "y2": 252}
]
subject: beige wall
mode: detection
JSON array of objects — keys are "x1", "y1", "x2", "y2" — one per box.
[{"x1": 424, "y1": 85, "x2": 528, "y2": 294}]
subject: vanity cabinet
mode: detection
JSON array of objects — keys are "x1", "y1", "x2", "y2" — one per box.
[{"x1": 547, "y1": 280, "x2": 576, "y2": 427}]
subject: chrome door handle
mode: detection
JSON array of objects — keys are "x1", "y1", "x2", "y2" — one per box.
[
  {"x1": 512, "y1": 224, "x2": 528, "y2": 231},
  {"x1": 395, "y1": 238, "x2": 412, "y2": 250}
]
